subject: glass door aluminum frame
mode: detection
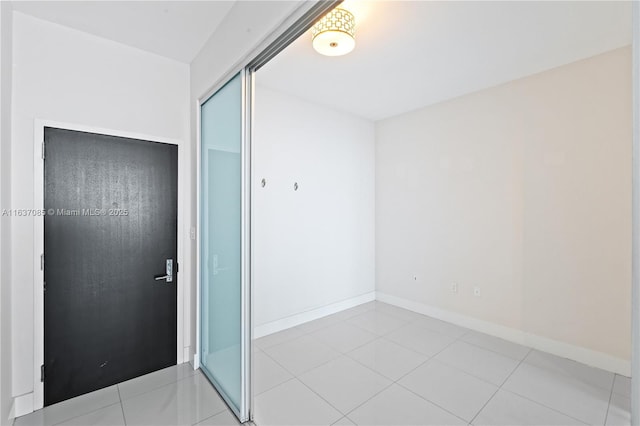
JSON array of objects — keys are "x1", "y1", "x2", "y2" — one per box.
[
  {"x1": 196, "y1": 1, "x2": 342, "y2": 422},
  {"x1": 196, "y1": 68, "x2": 252, "y2": 422}
]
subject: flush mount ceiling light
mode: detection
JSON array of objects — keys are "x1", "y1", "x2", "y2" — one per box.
[{"x1": 311, "y1": 8, "x2": 356, "y2": 56}]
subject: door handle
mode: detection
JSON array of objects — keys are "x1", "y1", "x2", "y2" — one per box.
[{"x1": 154, "y1": 259, "x2": 173, "y2": 283}]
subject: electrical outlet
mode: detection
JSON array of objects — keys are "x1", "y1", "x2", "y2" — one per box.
[
  {"x1": 451, "y1": 283, "x2": 458, "y2": 293},
  {"x1": 474, "y1": 286, "x2": 481, "y2": 297},
  {"x1": 190, "y1": 227, "x2": 196, "y2": 240}
]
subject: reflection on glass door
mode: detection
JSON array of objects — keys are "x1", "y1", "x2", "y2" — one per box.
[{"x1": 200, "y1": 71, "x2": 250, "y2": 422}]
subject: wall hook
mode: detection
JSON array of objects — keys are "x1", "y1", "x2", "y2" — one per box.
[
  {"x1": 261, "y1": 178, "x2": 266, "y2": 188},
  {"x1": 294, "y1": 182, "x2": 299, "y2": 191}
]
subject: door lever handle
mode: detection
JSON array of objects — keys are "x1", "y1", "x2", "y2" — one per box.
[{"x1": 154, "y1": 259, "x2": 173, "y2": 283}]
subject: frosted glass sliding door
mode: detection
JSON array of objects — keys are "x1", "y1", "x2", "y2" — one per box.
[{"x1": 199, "y1": 71, "x2": 250, "y2": 422}]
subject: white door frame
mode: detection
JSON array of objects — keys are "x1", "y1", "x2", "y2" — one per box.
[{"x1": 32, "y1": 119, "x2": 187, "y2": 410}]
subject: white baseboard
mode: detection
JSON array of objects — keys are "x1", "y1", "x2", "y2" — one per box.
[
  {"x1": 12, "y1": 392, "x2": 33, "y2": 418},
  {"x1": 253, "y1": 292, "x2": 376, "y2": 339},
  {"x1": 376, "y1": 292, "x2": 631, "y2": 376},
  {"x1": 193, "y1": 353, "x2": 200, "y2": 370},
  {"x1": 182, "y1": 346, "x2": 191, "y2": 365}
]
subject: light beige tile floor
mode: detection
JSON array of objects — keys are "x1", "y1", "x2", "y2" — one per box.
[
  {"x1": 254, "y1": 301, "x2": 631, "y2": 426},
  {"x1": 12, "y1": 301, "x2": 632, "y2": 426},
  {"x1": 13, "y1": 365, "x2": 240, "y2": 426}
]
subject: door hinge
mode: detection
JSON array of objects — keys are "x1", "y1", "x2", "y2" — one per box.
[
  {"x1": 40, "y1": 253, "x2": 44, "y2": 271},
  {"x1": 40, "y1": 364, "x2": 45, "y2": 382},
  {"x1": 176, "y1": 262, "x2": 179, "y2": 273},
  {"x1": 41, "y1": 141, "x2": 45, "y2": 160}
]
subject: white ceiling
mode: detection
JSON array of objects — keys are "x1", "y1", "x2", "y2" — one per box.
[
  {"x1": 12, "y1": 1, "x2": 236, "y2": 63},
  {"x1": 258, "y1": 1, "x2": 632, "y2": 121}
]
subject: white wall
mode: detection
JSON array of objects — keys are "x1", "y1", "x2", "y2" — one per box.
[
  {"x1": 376, "y1": 47, "x2": 632, "y2": 373},
  {"x1": 253, "y1": 86, "x2": 375, "y2": 335},
  {"x1": 10, "y1": 12, "x2": 190, "y2": 410},
  {"x1": 0, "y1": 3, "x2": 13, "y2": 424}
]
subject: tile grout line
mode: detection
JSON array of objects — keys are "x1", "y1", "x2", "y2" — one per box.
[
  {"x1": 522, "y1": 350, "x2": 617, "y2": 392},
  {"x1": 300, "y1": 375, "x2": 393, "y2": 421},
  {"x1": 388, "y1": 334, "x2": 471, "y2": 424},
  {"x1": 430, "y1": 358, "x2": 513, "y2": 390},
  {"x1": 18, "y1": 365, "x2": 196, "y2": 426},
  {"x1": 277, "y1": 302, "x2": 532, "y2": 365},
  {"x1": 116, "y1": 385, "x2": 128, "y2": 426},
  {"x1": 261, "y1": 333, "x2": 371, "y2": 419},
  {"x1": 254, "y1": 330, "x2": 308, "y2": 351},
  {"x1": 467, "y1": 347, "x2": 532, "y2": 425},
  {"x1": 338, "y1": 302, "x2": 536, "y2": 364},
  {"x1": 254, "y1": 305, "x2": 616, "y2": 426},
  {"x1": 342, "y1": 309, "x2": 588, "y2": 425},
  {"x1": 340, "y1": 380, "x2": 397, "y2": 422},
  {"x1": 506, "y1": 351, "x2": 613, "y2": 424},
  {"x1": 259, "y1": 337, "x2": 342, "y2": 380},
  {"x1": 191, "y1": 411, "x2": 227, "y2": 426},
  {"x1": 296, "y1": 328, "x2": 435, "y2": 421},
  {"x1": 256, "y1": 295, "x2": 376, "y2": 334},
  {"x1": 292, "y1": 376, "x2": 351, "y2": 421},
  {"x1": 337, "y1": 415, "x2": 355, "y2": 426},
  {"x1": 255, "y1": 351, "x2": 348, "y2": 420},
  {"x1": 501, "y1": 387, "x2": 592, "y2": 425},
  {"x1": 301, "y1": 325, "x2": 423, "y2": 420},
  {"x1": 297, "y1": 317, "x2": 341, "y2": 333},
  {"x1": 303, "y1": 310, "x2": 476, "y2": 423},
  {"x1": 603, "y1": 374, "x2": 616, "y2": 426},
  {"x1": 260, "y1": 309, "x2": 411, "y2": 377},
  {"x1": 326, "y1": 312, "x2": 462, "y2": 386},
  {"x1": 119, "y1": 365, "x2": 197, "y2": 403},
  {"x1": 329, "y1": 304, "x2": 377, "y2": 322},
  {"x1": 386, "y1": 307, "x2": 615, "y2": 424},
  {"x1": 499, "y1": 348, "x2": 532, "y2": 388},
  {"x1": 343, "y1": 326, "x2": 470, "y2": 423},
  {"x1": 496, "y1": 348, "x2": 593, "y2": 425},
  {"x1": 378, "y1": 328, "x2": 463, "y2": 364},
  {"x1": 252, "y1": 376, "x2": 293, "y2": 398},
  {"x1": 257, "y1": 300, "x2": 376, "y2": 342},
  {"x1": 391, "y1": 382, "x2": 469, "y2": 425},
  {"x1": 341, "y1": 336, "x2": 426, "y2": 382},
  {"x1": 306, "y1": 323, "x2": 382, "y2": 354},
  {"x1": 260, "y1": 304, "x2": 461, "y2": 372},
  {"x1": 429, "y1": 334, "x2": 536, "y2": 389},
  {"x1": 456, "y1": 335, "x2": 531, "y2": 362},
  {"x1": 337, "y1": 331, "x2": 451, "y2": 420},
  {"x1": 49, "y1": 401, "x2": 123, "y2": 426},
  {"x1": 257, "y1": 312, "x2": 444, "y2": 424},
  {"x1": 251, "y1": 352, "x2": 296, "y2": 397},
  {"x1": 343, "y1": 314, "x2": 409, "y2": 337},
  {"x1": 37, "y1": 385, "x2": 125, "y2": 426},
  {"x1": 392, "y1": 326, "x2": 462, "y2": 384},
  {"x1": 258, "y1": 316, "x2": 346, "y2": 356}
]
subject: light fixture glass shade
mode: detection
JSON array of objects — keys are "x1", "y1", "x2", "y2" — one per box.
[{"x1": 311, "y1": 8, "x2": 356, "y2": 56}]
